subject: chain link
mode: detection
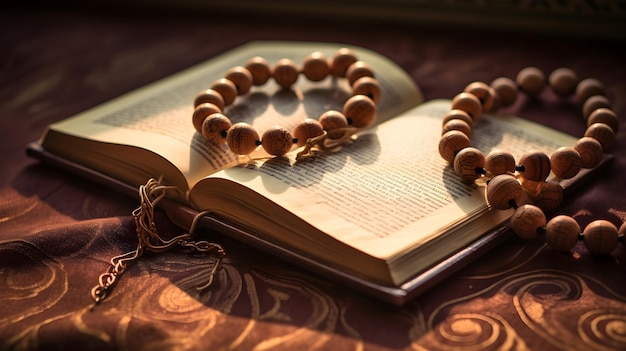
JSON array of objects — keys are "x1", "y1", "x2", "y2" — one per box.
[{"x1": 90, "y1": 178, "x2": 225, "y2": 306}]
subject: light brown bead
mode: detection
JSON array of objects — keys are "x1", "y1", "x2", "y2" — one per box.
[
  {"x1": 261, "y1": 126, "x2": 294, "y2": 156},
  {"x1": 451, "y1": 92, "x2": 482, "y2": 121},
  {"x1": 192, "y1": 103, "x2": 222, "y2": 133},
  {"x1": 352, "y1": 77, "x2": 381, "y2": 104},
  {"x1": 194, "y1": 89, "x2": 225, "y2": 110},
  {"x1": 489, "y1": 89, "x2": 502, "y2": 113},
  {"x1": 330, "y1": 48, "x2": 358, "y2": 77},
  {"x1": 587, "y1": 108, "x2": 619, "y2": 133},
  {"x1": 442, "y1": 109, "x2": 473, "y2": 127},
  {"x1": 582, "y1": 95, "x2": 612, "y2": 120},
  {"x1": 201, "y1": 113, "x2": 232, "y2": 144},
  {"x1": 486, "y1": 174, "x2": 523, "y2": 210},
  {"x1": 585, "y1": 122, "x2": 615, "y2": 152},
  {"x1": 245, "y1": 56, "x2": 272, "y2": 86},
  {"x1": 273, "y1": 58, "x2": 299, "y2": 89},
  {"x1": 343, "y1": 95, "x2": 376, "y2": 128},
  {"x1": 520, "y1": 178, "x2": 541, "y2": 197},
  {"x1": 550, "y1": 147, "x2": 582, "y2": 179},
  {"x1": 516, "y1": 66, "x2": 546, "y2": 97},
  {"x1": 619, "y1": 221, "x2": 626, "y2": 237},
  {"x1": 210, "y1": 78, "x2": 238, "y2": 106},
  {"x1": 453, "y1": 147, "x2": 484, "y2": 183},
  {"x1": 226, "y1": 122, "x2": 260, "y2": 156},
  {"x1": 575, "y1": 78, "x2": 605, "y2": 104},
  {"x1": 511, "y1": 204, "x2": 546, "y2": 239},
  {"x1": 574, "y1": 137, "x2": 604, "y2": 169},
  {"x1": 293, "y1": 119, "x2": 325, "y2": 147},
  {"x1": 346, "y1": 61, "x2": 375, "y2": 86},
  {"x1": 545, "y1": 215, "x2": 580, "y2": 252},
  {"x1": 442, "y1": 119, "x2": 472, "y2": 138},
  {"x1": 438, "y1": 130, "x2": 470, "y2": 163},
  {"x1": 491, "y1": 77, "x2": 518, "y2": 107},
  {"x1": 583, "y1": 220, "x2": 619, "y2": 255},
  {"x1": 548, "y1": 67, "x2": 578, "y2": 96},
  {"x1": 485, "y1": 150, "x2": 516, "y2": 176},
  {"x1": 225, "y1": 66, "x2": 253, "y2": 95},
  {"x1": 463, "y1": 81, "x2": 495, "y2": 113},
  {"x1": 319, "y1": 110, "x2": 348, "y2": 139},
  {"x1": 518, "y1": 151, "x2": 551, "y2": 182},
  {"x1": 302, "y1": 52, "x2": 330, "y2": 82},
  {"x1": 532, "y1": 181, "x2": 563, "y2": 212}
]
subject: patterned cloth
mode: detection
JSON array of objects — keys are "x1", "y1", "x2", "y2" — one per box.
[{"x1": 1, "y1": 7, "x2": 625, "y2": 351}]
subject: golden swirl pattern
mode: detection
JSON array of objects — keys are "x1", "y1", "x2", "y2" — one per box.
[
  {"x1": 422, "y1": 269, "x2": 626, "y2": 350},
  {"x1": 509, "y1": 270, "x2": 626, "y2": 350},
  {"x1": 416, "y1": 312, "x2": 527, "y2": 350},
  {"x1": 0, "y1": 240, "x2": 68, "y2": 325},
  {"x1": 579, "y1": 310, "x2": 626, "y2": 351}
]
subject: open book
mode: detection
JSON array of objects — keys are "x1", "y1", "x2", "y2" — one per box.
[{"x1": 28, "y1": 41, "x2": 607, "y2": 305}]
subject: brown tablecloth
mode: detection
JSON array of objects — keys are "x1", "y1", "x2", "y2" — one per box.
[{"x1": 1, "y1": 5, "x2": 625, "y2": 350}]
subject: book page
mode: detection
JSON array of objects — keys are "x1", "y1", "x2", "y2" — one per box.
[
  {"x1": 43, "y1": 41, "x2": 421, "y2": 190},
  {"x1": 195, "y1": 99, "x2": 577, "y2": 260}
]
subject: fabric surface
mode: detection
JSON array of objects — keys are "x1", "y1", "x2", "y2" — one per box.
[{"x1": 1, "y1": 6, "x2": 625, "y2": 351}]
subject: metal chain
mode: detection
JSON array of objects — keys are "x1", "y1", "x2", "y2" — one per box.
[{"x1": 90, "y1": 178, "x2": 225, "y2": 306}]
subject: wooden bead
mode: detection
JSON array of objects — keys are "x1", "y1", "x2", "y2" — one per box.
[
  {"x1": 575, "y1": 78, "x2": 605, "y2": 104},
  {"x1": 520, "y1": 178, "x2": 541, "y2": 197},
  {"x1": 261, "y1": 126, "x2": 294, "y2": 156},
  {"x1": 442, "y1": 109, "x2": 473, "y2": 127},
  {"x1": 330, "y1": 48, "x2": 358, "y2": 77},
  {"x1": 273, "y1": 58, "x2": 299, "y2": 89},
  {"x1": 518, "y1": 151, "x2": 551, "y2": 182},
  {"x1": 319, "y1": 110, "x2": 348, "y2": 139},
  {"x1": 293, "y1": 119, "x2": 325, "y2": 146},
  {"x1": 619, "y1": 221, "x2": 626, "y2": 237},
  {"x1": 442, "y1": 119, "x2": 472, "y2": 138},
  {"x1": 194, "y1": 89, "x2": 225, "y2": 110},
  {"x1": 463, "y1": 81, "x2": 495, "y2": 113},
  {"x1": 245, "y1": 56, "x2": 272, "y2": 86},
  {"x1": 210, "y1": 78, "x2": 238, "y2": 106},
  {"x1": 225, "y1": 66, "x2": 253, "y2": 95},
  {"x1": 545, "y1": 215, "x2": 580, "y2": 252},
  {"x1": 453, "y1": 147, "x2": 484, "y2": 183},
  {"x1": 491, "y1": 77, "x2": 518, "y2": 107},
  {"x1": 451, "y1": 92, "x2": 482, "y2": 121},
  {"x1": 343, "y1": 95, "x2": 376, "y2": 128},
  {"x1": 346, "y1": 61, "x2": 375, "y2": 86},
  {"x1": 201, "y1": 113, "x2": 231, "y2": 144},
  {"x1": 583, "y1": 220, "x2": 619, "y2": 255},
  {"x1": 574, "y1": 137, "x2": 603, "y2": 168},
  {"x1": 226, "y1": 122, "x2": 260, "y2": 156},
  {"x1": 548, "y1": 67, "x2": 578, "y2": 96},
  {"x1": 585, "y1": 122, "x2": 615, "y2": 152},
  {"x1": 582, "y1": 95, "x2": 611, "y2": 120},
  {"x1": 516, "y1": 66, "x2": 546, "y2": 97},
  {"x1": 587, "y1": 108, "x2": 619, "y2": 133},
  {"x1": 302, "y1": 52, "x2": 330, "y2": 82},
  {"x1": 550, "y1": 146, "x2": 582, "y2": 179},
  {"x1": 485, "y1": 150, "x2": 516, "y2": 176},
  {"x1": 489, "y1": 90, "x2": 502, "y2": 113},
  {"x1": 532, "y1": 181, "x2": 563, "y2": 212},
  {"x1": 352, "y1": 77, "x2": 381, "y2": 104},
  {"x1": 511, "y1": 204, "x2": 546, "y2": 239},
  {"x1": 486, "y1": 174, "x2": 523, "y2": 210},
  {"x1": 192, "y1": 103, "x2": 222, "y2": 133},
  {"x1": 438, "y1": 130, "x2": 470, "y2": 163}
]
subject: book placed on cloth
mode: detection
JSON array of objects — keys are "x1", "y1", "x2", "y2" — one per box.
[{"x1": 27, "y1": 41, "x2": 608, "y2": 306}]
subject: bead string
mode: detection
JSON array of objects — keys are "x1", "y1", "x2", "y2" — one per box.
[
  {"x1": 192, "y1": 48, "x2": 381, "y2": 161},
  {"x1": 439, "y1": 66, "x2": 624, "y2": 255}
]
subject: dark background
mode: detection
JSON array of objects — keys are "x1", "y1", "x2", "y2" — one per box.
[{"x1": 1, "y1": 2, "x2": 625, "y2": 350}]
